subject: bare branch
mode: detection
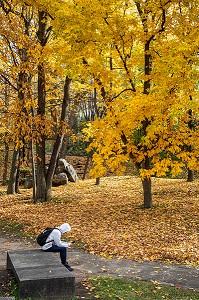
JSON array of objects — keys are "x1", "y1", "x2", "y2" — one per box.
[
  {"x1": 114, "y1": 44, "x2": 136, "y2": 92},
  {"x1": 0, "y1": 74, "x2": 18, "y2": 91},
  {"x1": 112, "y1": 88, "x2": 135, "y2": 100},
  {"x1": 2, "y1": 35, "x2": 19, "y2": 66}
]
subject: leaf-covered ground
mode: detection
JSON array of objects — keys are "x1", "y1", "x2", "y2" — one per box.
[{"x1": 0, "y1": 176, "x2": 198, "y2": 266}]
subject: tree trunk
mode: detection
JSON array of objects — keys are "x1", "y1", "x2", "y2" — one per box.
[
  {"x1": 82, "y1": 156, "x2": 90, "y2": 180},
  {"x1": 15, "y1": 165, "x2": 20, "y2": 193},
  {"x1": 187, "y1": 169, "x2": 194, "y2": 182},
  {"x1": 95, "y1": 177, "x2": 100, "y2": 185},
  {"x1": 140, "y1": 37, "x2": 152, "y2": 208},
  {"x1": 36, "y1": 138, "x2": 47, "y2": 202},
  {"x1": 59, "y1": 110, "x2": 75, "y2": 158},
  {"x1": 35, "y1": 10, "x2": 51, "y2": 202},
  {"x1": 35, "y1": 59, "x2": 46, "y2": 202},
  {"x1": 142, "y1": 177, "x2": 152, "y2": 208},
  {"x1": 30, "y1": 107, "x2": 37, "y2": 202},
  {"x1": 2, "y1": 142, "x2": 9, "y2": 185},
  {"x1": 141, "y1": 153, "x2": 152, "y2": 208},
  {"x1": 59, "y1": 134, "x2": 69, "y2": 159},
  {"x1": 2, "y1": 4, "x2": 34, "y2": 195},
  {"x1": 46, "y1": 76, "x2": 71, "y2": 196},
  {"x1": 7, "y1": 150, "x2": 19, "y2": 194},
  {"x1": 31, "y1": 140, "x2": 37, "y2": 203},
  {"x1": 187, "y1": 108, "x2": 194, "y2": 182}
]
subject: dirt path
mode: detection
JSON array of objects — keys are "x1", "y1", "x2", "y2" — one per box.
[{"x1": 0, "y1": 234, "x2": 198, "y2": 298}]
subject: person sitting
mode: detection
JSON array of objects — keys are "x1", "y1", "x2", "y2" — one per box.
[{"x1": 42, "y1": 223, "x2": 74, "y2": 271}]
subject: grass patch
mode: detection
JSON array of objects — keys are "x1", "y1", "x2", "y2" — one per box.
[
  {"x1": 0, "y1": 219, "x2": 26, "y2": 237},
  {"x1": 0, "y1": 219, "x2": 33, "y2": 242},
  {"x1": 82, "y1": 277, "x2": 199, "y2": 300},
  {"x1": 7, "y1": 277, "x2": 199, "y2": 300}
]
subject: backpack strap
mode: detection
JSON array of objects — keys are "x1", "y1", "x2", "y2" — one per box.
[{"x1": 46, "y1": 227, "x2": 61, "y2": 244}]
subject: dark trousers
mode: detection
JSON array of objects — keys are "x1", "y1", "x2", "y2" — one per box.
[{"x1": 44, "y1": 245, "x2": 67, "y2": 264}]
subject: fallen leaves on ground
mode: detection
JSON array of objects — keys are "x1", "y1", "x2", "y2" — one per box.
[{"x1": 0, "y1": 176, "x2": 198, "y2": 266}]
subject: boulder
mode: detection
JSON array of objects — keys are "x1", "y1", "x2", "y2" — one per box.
[
  {"x1": 52, "y1": 173, "x2": 69, "y2": 186},
  {"x1": 57, "y1": 159, "x2": 79, "y2": 182},
  {"x1": 24, "y1": 178, "x2": 33, "y2": 189}
]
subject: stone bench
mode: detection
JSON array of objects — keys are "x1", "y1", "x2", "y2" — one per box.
[{"x1": 7, "y1": 249, "x2": 75, "y2": 300}]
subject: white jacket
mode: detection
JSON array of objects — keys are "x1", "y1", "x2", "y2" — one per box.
[{"x1": 42, "y1": 223, "x2": 71, "y2": 250}]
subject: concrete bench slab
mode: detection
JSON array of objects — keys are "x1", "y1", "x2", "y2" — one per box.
[{"x1": 7, "y1": 249, "x2": 75, "y2": 300}]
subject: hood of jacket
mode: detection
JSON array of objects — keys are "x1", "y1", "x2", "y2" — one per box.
[{"x1": 58, "y1": 223, "x2": 71, "y2": 233}]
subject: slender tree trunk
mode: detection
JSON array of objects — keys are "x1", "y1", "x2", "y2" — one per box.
[
  {"x1": 59, "y1": 110, "x2": 75, "y2": 158},
  {"x1": 7, "y1": 150, "x2": 19, "y2": 194},
  {"x1": 31, "y1": 140, "x2": 37, "y2": 203},
  {"x1": 36, "y1": 60, "x2": 47, "y2": 202},
  {"x1": 15, "y1": 165, "x2": 20, "y2": 193},
  {"x1": 15, "y1": 149, "x2": 24, "y2": 193},
  {"x1": 2, "y1": 75, "x2": 9, "y2": 186},
  {"x1": 46, "y1": 76, "x2": 71, "y2": 199},
  {"x1": 187, "y1": 108, "x2": 194, "y2": 182},
  {"x1": 30, "y1": 107, "x2": 37, "y2": 202},
  {"x1": 59, "y1": 135, "x2": 69, "y2": 159},
  {"x1": 82, "y1": 156, "x2": 90, "y2": 180},
  {"x1": 36, "y1": 138, "x2": 46, "y2": 202},
  {"x1": 8, "y1": 69, "x2": 28, "y2": 195},
  {"x1": 2, "y1": 4, "x2": 34, "y2": 195},
  {"x1": 2, "y1": 142, "x2": 9, "y2": 186},
  {"x1": 93, "y1": 87, "x2": 101, "y2": 185}
]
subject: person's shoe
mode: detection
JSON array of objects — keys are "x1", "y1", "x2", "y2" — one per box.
[{"x1": 63, "y1": 262, "x2": 73, "y2": 272}]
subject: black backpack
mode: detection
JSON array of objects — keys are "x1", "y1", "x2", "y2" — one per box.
[{"x1": 36, "y1": 227, "x2": 56, "y2": 246}]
